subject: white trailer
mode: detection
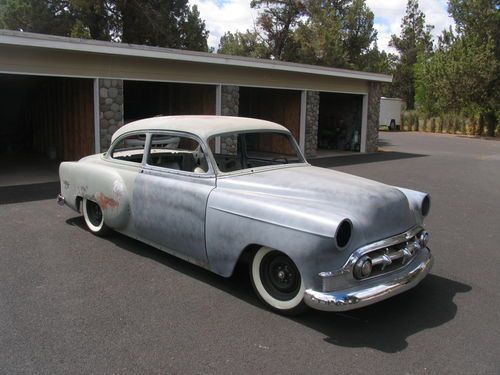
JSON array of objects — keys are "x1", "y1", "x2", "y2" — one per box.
[{"x1": 379, "y1": 97, "x2": 405, "y2": 130}]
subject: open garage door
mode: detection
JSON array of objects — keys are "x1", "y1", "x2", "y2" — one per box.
[
  {"x1": 317, "y1": 92, "x2": 363, "y2": 154},
  {"x1": 239, "y1": 87, "x2": 301, "y2": 143},
  {"x1": 0, "y1": 74, "x2": 95, "y2": 161},
  {"x1": 124, "y1": 81, "x2": 216, "y2": 123},
  {"x1": 0, "y1": 74, "x2": 94, "y2": 194}
]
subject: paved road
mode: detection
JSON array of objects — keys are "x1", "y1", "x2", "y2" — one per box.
[{"x1": 1, "y1": 132, "x2": 499, "y2": 374}]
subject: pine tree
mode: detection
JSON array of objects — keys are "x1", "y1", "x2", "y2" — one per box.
[
  {"x1": 250, "y1": 0, "x2": 306, "y2": 60},
  {"x1": 389, "y1": 0, "x2": 433, "y2": 109},
  {"x1": 0, "y1": 0, "x2": 210, "y2": 52},
  {"x1": 415, "y1": 0, "x2": 499, "y2": 135},
  {"x1": 230, "y1": 0, "x2": 389, "y2": 72},
  {"x1": 218, "y1": 30, "x2": 268, "y2": 58}
]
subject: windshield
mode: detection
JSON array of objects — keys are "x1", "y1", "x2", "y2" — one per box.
[{"x1": 208, "y1": 131, "x2": 305, "y2": 173}]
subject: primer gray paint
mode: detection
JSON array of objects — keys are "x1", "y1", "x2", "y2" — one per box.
[{"x1": 59, "y1": 116, "x2": 430, "y2": 309}]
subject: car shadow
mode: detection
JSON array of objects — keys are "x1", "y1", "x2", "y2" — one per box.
[
  {"x1": 66, "y1": 216, "x2": 262, "y2": 307},
  {"x1": 309, "y1": 151, "x2": 427, "y2": 168},
  {"x1": 66, "y1": 216, "x2": 471, "y2": 353},
  {"x1": 293, "y1": 274, "x2": 471, "y2": 353},
  {"x1": 0, "y1": 181, "x2": 59, "y2": 205}
]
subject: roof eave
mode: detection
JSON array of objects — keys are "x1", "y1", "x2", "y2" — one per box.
[{"x1": 0, "y1": 30, "x2": 393, "y2": 83}]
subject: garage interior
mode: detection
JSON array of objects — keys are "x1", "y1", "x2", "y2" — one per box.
[
  {"x1": 238, "y1": 87, "x2": 301, "y2": 154},
  {"x1": 0, "y1": 74, "x2": 94, "y2": 188},
  {"x1": 123, "y1": 81, "x2": 216, "y2": 123},
  {"x1": 317, "y1": 92, "x2": 363, "y2": 154}
]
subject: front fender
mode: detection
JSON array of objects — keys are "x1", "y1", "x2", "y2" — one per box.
[{"x1": 205, "y1": 189, "x2": 352, "y2": 290}]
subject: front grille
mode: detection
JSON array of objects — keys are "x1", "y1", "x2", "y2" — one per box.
[
  {"x1": 354, "y1": 233, "x2": 424, "y2": 280},
  {"x1": 318, "y1": 228, "x2": 428, "y2": 292}
]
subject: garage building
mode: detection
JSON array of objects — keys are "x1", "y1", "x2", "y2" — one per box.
[{"x1": 0, "y1": 30, "x2": 390, "y2": 168}]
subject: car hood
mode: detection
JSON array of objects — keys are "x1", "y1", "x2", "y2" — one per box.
[{"x1": 215, "y1": 165, "x2": 417, "y2": 246}]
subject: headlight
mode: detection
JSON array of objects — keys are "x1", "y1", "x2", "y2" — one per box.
[
  {"x1": 335, "y1": 219, "x2": 352, "y2": 249},
  {"x1": 421, "y1": 195, "x2": 431, "y2": 217},
  {"x1": 394, "y1": 187, "x2": 431, "y2": 220}
]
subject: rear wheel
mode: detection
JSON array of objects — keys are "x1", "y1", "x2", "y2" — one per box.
[
  {"x1": 82, "y1": 197, "x2": 110, "y2": 236},
  {"x1": 389, "y1": 119, "x2": 396, "y2": 131},
  {"x1": 250, "y1": 247, "x2": 307, "y2": 315}
]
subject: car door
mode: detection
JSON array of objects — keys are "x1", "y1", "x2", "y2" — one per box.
[
  {"x1": 131, "y1": 132, "x2": 216, "y2": 267},
  {"x1": 100, "y1": 131, "x2": 148, "y2": 230}
]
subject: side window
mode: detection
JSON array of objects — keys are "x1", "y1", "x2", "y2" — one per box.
[
  {"x1": 208, "y1": 133, "x2": 243, "y2": 172},
  {"x1": 148, "y1": 134, "x2": 209, "y2": 174},
  {"x1": 111, "y1": 133, "x2": 146, "y2": 164},
  {"x1": 244, "y1": 132, "x2": 297, "y2": 158}
]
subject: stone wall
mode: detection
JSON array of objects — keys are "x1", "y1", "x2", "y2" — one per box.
[
  {"x1": 99, "y1": 79, "x2": 124, "y2": 151},
  {"x1": 366, "y1": 82, "x2": 381, "y2": 153},
  {"x1": 220, "y1": 85, "x2": 239, "y2": 154},
  {"x1": 221, "y1": 85, "x2": 239, "y2": 116},
  {"x1": 304, "y1": 91, "x2": 320, "y2": 159},
  {"x1": 94, "y1": 81, "x2": 379, "y2": 155}
]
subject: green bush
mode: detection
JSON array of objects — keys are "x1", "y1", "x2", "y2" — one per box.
[
  {"x1": 450, "y1": 116, "x2": 457, "y2": 134},
  {"x1": 430, "y1": 118, "x2": 436, "y2": 132},
  {"x1": 435, "y1": 117, "x2": 442, "y2": 133},
  {"x1": 400, "y1": 111, "x2": 495, "y2": 137},
  {"x1": 441, "y1": 115, "x2": 448, "y2": 133},
  {"x1": 412, "y1": 112, "x2": 419, "y2": 131}
]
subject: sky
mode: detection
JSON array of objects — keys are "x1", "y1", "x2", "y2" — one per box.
[{"x1": 189, "y1": 0, "x2": 455, "y2": 53}]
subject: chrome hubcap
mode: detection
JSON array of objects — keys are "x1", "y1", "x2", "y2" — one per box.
[{"x1": 260, "y1": 251, "x2": 301, "y2": 301}]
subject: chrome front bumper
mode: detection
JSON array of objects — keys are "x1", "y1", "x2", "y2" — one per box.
[{"x1": 304, "y1": 248, "x2": 433, "y2": 312}]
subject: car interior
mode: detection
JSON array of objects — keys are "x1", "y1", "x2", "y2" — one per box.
[
  {"x1": 148, "y1": 135, "x2": 209, "y2": 173},
  {"x1": 111, "y1": 131, "x2": 302, "y2": 174},
  {"x1": 210, "y1": 132, "x2": 302, "y2": 173}
]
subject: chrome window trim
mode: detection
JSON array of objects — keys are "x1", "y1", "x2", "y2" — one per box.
[
  {"x1": 144, "y1": 130, "x2": 216, "y2": 177},
  {"x1": 206, "y1": 129, "x2": 306, "y2": 176},
  {"x1": 104, "y1": 131, "x2": 149, "y2": 168}
]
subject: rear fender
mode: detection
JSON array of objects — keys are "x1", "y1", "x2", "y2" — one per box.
[{"x1": 59, "y1": 161, "x2": 130, "y2": 229}]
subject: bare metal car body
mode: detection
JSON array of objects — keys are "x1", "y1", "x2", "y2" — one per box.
[{"x1": 58, "y1": 116, "x2": 433, "y2": 312}]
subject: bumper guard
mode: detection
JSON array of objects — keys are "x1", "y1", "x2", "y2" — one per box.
[{"x1": 304, "y1": 248, "x2": 433, "y2": 311}]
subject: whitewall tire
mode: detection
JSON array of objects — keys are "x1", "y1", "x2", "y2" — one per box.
[
  {"x1": 250, "y1": 247, "x2": 307, "y2": 315},
  {"x1": 82, "y1": 197, "x2": 110, "y2": 236}
]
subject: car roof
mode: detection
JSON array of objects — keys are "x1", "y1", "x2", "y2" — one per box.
[{"x1": 111, "y1": 115, "x2": 289, "y2": 143}]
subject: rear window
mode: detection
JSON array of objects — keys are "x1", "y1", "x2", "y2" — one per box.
[{"x1": 111, "y1": 134, "x2": 146, "y2": 164}]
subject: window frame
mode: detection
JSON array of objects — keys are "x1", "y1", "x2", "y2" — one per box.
[
  {"x1": 105, "y1": 131, "x2": 149, "y2": 167},
  {"x1": 207, "y1": 129, "x2": 307, "y2": 176},
  {"x1": 143, "y1": 130, "x2": 216, "y2": 178}
]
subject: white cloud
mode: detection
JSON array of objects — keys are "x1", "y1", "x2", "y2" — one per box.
[
  {"x1": 191, "y1": 0, "x2": 455, "y2": 53},
  {"x1": 190, "y1": 0, "x2": 259, "y2": 50}
]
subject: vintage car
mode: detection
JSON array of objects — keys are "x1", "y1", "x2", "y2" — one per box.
[{"x1": 58, "y1": 116, "x2": 433, "y2": 315}]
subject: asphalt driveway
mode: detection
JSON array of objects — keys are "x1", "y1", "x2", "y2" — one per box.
[{"x1": 1, "y1": 132, "x2": 499, "y2": 374}]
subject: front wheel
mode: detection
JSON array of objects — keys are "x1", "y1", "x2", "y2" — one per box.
[
  {"x1": 250, "y1": 247, "x2": 307, "y2": 315},
  {"x1": 82, "y1": 197, "x2": 110, "y2": 236}
]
